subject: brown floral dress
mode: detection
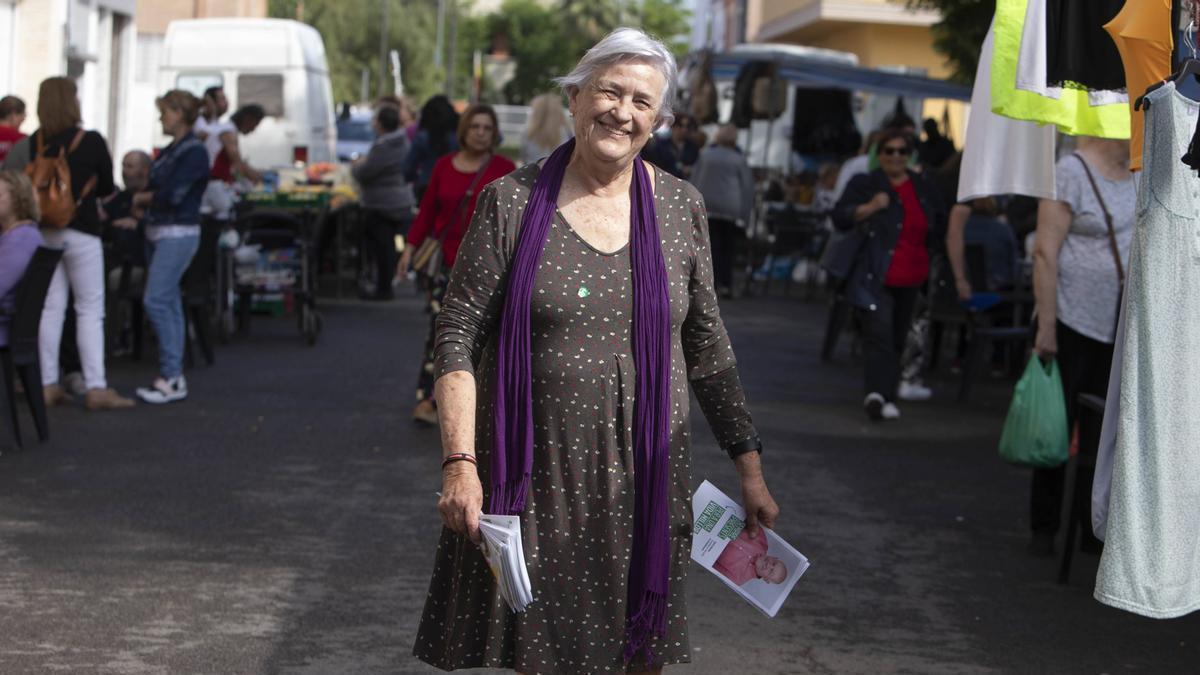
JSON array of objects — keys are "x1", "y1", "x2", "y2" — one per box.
[{"x1": 413, "y1": 163, "x2": 758, "y2": 674}]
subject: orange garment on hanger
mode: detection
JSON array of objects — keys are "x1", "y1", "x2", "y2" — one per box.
[{"x1": 1105, "y1": 0, "x2": 1174, "y2": 170}]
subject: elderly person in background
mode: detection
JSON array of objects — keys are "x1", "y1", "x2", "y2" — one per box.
[
  {"x1": 690, "y1": 123, "x2": 754, "y2": 297},
  {"x1": 0, "y1": 170, "x2": 43, "y2": 348},
  {"x1": 414, "y1": 28, "x2": 780, "y2": 674},
  {"x1": 520, "y1": 92, "x2": 573, "y2": 165},
  {"x1": 130, "y1": 90, "x2": 210, "y2": 405},
  {"x1": 832, "y1": 127, "x2": 946, "y2": 421},
  {"x1": 640, "y1": 111, "x2": 699, "y2": 179},
  {"x1": 352, "y1": 104, "x2": 415, "y2": 300},
  {"x1": 101, "y1": 151, "x2": 152, "y2": 354}
]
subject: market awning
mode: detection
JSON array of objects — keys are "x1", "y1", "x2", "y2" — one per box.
[{"x1": 711, "y1": 51, "x2": 972, "y2": 102}]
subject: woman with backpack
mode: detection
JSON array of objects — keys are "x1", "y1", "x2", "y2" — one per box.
[{"x1": 30, "y1": 77, "x2": 133, "y2": 410}]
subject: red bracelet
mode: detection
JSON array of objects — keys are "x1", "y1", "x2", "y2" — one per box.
[{"x1": 442, "y1": 453, "x2": 478, "y2": 469}]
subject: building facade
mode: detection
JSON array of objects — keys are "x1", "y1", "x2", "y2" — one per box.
[
  {"x1": 0, "y1": 0, "x2": 137, "y2": 156},
  {"x1": 0, "y1": 0, "x2": 265, "y2": 172}
]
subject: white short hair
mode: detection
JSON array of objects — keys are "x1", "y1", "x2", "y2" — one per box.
[{"x1": 555, "y1": 27, "x2": 677, "y2": 127}]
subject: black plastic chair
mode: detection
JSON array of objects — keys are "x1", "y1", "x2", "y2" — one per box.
[
  {"x1": 1058, "y1": 393, "x2": 1106, "y2": 584},
  {"x1": 956, "y1": 245, "x2": 1033, "y2": 402},
  {"x1": 182, "y1": 219, "x2": 221, "y2": 367},
  {"x1": 1, "y1": 247, "x2": 64, "y2": 449}
]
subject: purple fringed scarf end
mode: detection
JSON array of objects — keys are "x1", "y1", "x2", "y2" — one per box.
[
  {"x1": 622, "y1": 590, "x2": 668, "y2": 666},
  {"x1": 488, "y1": 475, "x2": 531, "y2": 515}
]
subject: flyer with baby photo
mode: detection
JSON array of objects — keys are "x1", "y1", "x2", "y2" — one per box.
[{"x1": 691, "y1": 480, "x2": 809, "y2": 618}]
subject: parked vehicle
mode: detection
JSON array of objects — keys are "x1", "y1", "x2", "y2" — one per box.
[
  {"x1": 158, "y1": 18, "x2": 336, "y2": 168},
  {"x1": 682, "y1": 43, "x2": 970, "y2": 172},
  {"x1": 336, "y1": 110, "x2": 375, "y2": 162}
]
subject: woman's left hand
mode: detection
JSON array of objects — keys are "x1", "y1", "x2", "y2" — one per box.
[{"x1": 740, "y1": 474, "x2": 780, "y2": 540}]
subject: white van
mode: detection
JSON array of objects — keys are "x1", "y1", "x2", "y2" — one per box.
[{"x1": 157, "y1": 18, "x2": 336, "y2": 168}]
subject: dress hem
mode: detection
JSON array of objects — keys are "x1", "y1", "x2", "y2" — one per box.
[
  {"x1": 413, "y1": 654, "x2": 694, "y2": 674},
  {"x1": 1094, "y1": 589, "x2": 1200, "y2": 619}
]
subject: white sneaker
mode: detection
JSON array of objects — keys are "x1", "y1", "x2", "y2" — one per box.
[
  {"x1": 898, "y1": 380, "x2": 933, "y2": 402},
  {"x1": 882, "y1": 402, "x2": 901, "y2": 420},
  {"x1": 136, "y1": 376, "x2": 188, "y2": 404},
  {"x1": 864, "y1": 393, "x2": 885, "y2": 421}
]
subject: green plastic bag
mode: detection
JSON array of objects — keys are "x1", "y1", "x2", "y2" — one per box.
[{"x1": 998, "y1": 357, "x2": 1070, "y2": 468}]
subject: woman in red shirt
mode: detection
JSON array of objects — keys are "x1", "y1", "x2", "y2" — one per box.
[
  {"x1": 399, "y1": 103, "x2": 515, "y2": 425},
  {"x1": 831, "y1": 127, "x2": 946, "y2": 421}
]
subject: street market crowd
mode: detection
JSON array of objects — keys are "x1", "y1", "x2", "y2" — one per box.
[{"x1": 0, "y1": 17, "x2": 1165, "y2": 673}]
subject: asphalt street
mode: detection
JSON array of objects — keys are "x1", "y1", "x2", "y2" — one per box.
[{"x1": 0, "y1": 291, "x2": 1196, "y2": 674}]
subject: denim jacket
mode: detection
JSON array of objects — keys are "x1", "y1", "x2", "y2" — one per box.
[{"x1": 146, "y1": 132, "x2": 209, "y2": 227}]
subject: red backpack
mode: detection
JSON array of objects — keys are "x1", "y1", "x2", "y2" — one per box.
[{"x1": 25, "y1": 130, "x2": 97, "y2": 229}]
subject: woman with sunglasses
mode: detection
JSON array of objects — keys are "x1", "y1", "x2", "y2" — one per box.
[{"x1": 832, "y1": 127, "x2": 946, "y2": 421}]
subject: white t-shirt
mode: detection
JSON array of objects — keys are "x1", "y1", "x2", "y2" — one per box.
[
  {"x1": 195, "y1": 116, "x2": 235, "y2": 169},
  {"x1": 957, "y1": 22, "x2": 1058, "y2": 202}
]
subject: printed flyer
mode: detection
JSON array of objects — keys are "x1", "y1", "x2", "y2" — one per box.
[{"x1": 691, "y1": 480, "x2": 809, "y2": 617}]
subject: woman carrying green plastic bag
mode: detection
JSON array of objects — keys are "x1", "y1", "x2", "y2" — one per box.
[{"x1": 998, "y1": 357, "x2": 1069, "y2": 468}]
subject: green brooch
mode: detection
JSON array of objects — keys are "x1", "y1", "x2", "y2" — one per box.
[{"x1": 578, "y1": 286, "x2": 590, "y2": 298}]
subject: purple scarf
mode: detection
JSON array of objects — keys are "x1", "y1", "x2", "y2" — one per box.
[{"x1": 491, "y1": 138, "x2": 672, "y2": 664}]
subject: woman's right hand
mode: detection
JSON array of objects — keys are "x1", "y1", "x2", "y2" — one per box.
[
  {"x1": 396, "y1": 247, "x2": 413, "y2": 280},
  {"x1": 438, "y1": 461, "x2": 483, "y2": 544},
  {"x1": 1034, "y1": 323, "x2": 1057, "y2": 360},
  {"x1": 955, "y1": 277, "x2": 972, "y2": 301},
  {"x1": 868, "y1": 191, "x2": 890, "y2": 213}
]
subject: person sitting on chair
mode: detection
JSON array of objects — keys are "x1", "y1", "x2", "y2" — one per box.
[{"x1": 0, "y1": 170, "x2": 44, "y2": 348}]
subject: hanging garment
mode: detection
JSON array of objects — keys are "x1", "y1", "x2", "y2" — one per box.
[
  {"x1": 1016, "y1": 0, "x2": 1064, "y2": 99},
  {"x1": 992, "y1": 0, "x2": 1131, "y2": 139},
  {"x1": 1094, "y1": 81, "x2": 1200, "y2": 619},
  {"x1": 1104, "y1": 0, "x2": 1174, "y2": 171},
  {"x1": 731, "y1": 61, "x2": 772, "y2": 128},
  {"x1": 791, "y1": 88, "x2": 862, "y2": 156},
  {"x1": 1017, "y1": 0, "x2": 1128, "y2": 105},
  {"x1": 958, "y1": 20, "x2": 1058, "y2": 202},
  {"x1": 1047, "y1": 0, "x2": 1129, "y2": 92},
  {"x1": 688, "y1": 51, "x2": 719, "y2": 125}
]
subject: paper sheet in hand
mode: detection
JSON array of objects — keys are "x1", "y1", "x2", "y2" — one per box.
[
  {"x1": 479, "y1": 513, "x2": 533, "y2": 613},
  {"x1": 691, "y1": 480, "x2": 808, "y2": 617}
]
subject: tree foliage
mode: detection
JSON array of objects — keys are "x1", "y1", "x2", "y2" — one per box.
[
  {"x1": 268, "y1": 0, "x2": 690, "y2": 107},
  {"x1": 491, "y1": 0, "x2": 690, "y2": 104},
  {"x1": 909, "y1": 0, "x2": 994, "y2": 84}
]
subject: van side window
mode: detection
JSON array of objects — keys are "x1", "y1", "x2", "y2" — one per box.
[{"x1": 238, "y1": 74, "x2": 284, "y2": 118}]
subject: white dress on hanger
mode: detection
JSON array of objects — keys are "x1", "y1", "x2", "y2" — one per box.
[{"x1": 1094, "y1": 81, "x2": 1200, "y2": 619}]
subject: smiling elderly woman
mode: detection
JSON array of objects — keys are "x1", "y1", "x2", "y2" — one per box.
[{"x1": 413, "y1": 28, "x2": 780, "y2": 674}]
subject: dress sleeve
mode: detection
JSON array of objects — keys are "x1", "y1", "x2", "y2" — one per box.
[
  {"x1": 433, "y1": 182, "x2": 511, "y2": 379},
  {"x1": 681, "y1": 196, "x2": 759, "y2": 451}
]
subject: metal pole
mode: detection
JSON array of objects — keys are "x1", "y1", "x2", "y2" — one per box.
[
  {"x1": 446, "y1": 0, "x2": 458, "y2": 97},
  {"x1": 378, "y1": 0, "x2": 389, "y2": 98},
  {"x1": 360, "y1": 67, "x2": 370, "y2": 104},
  {"x1": 435, "y1": 0, "x2": 446, "y2": 75}
]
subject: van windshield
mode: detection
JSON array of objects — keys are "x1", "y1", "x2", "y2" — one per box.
[{"x1": 337, "y1": 118, "x2": 375, "y2": 142}]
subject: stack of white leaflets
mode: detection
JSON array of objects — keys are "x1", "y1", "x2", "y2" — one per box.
[{"x1": 479, "y1": 514, "x2": 534, "y2": 612}]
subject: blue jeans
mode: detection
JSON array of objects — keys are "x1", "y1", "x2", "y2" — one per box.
[{"x1": 143, "y1": 235, "x2": 199, "y2": 378}]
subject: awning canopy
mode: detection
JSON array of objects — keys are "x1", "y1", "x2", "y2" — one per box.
[{"x1": 711, "y1": 51, "x2": 972, "y2": 102}]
